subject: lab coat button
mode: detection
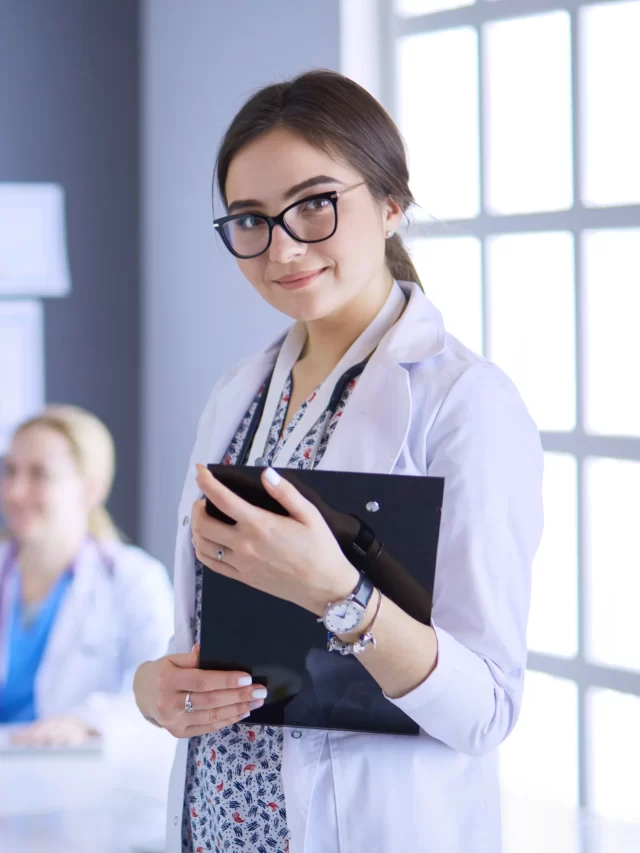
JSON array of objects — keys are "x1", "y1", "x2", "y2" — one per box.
[
  {"x1": 182, "y1": 515, "x2": 190, "y2": 527},
  {"x1": 291, "y1": 730, "x2": 302, "y2": 739},
  {"x1": 173, "y1": 816, "x2": 179, "y2": 826}
]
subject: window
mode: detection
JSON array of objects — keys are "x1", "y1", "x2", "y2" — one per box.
[{"x1": 343, "y1": 0, "x2": 640, "y2": 828}]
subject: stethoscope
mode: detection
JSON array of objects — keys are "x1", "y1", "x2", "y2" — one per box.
[{"x1": 237, "y1": 358, "x2": 370, "y2": 468}]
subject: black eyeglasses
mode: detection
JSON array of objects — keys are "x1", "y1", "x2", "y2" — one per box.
[{"x1": 213, "y1": 181, "x2": 366, "y2": 259}]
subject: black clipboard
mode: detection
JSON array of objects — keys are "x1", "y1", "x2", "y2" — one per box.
[{"x1": 200, "y1": 465, "x2": 444, "y2": 736}]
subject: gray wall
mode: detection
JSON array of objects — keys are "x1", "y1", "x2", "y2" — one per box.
[
  {"x1": 0, "y1": 0, "x2": 141, "y2": 541},
  {"x1": 141, "y1": 0, "x2": 341, "y2": 568}
]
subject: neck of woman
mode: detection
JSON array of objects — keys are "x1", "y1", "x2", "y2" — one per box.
[
  {"x1": 16, "y1": 527, "x2": 88, "y2": 601},
  {"x1": 301, "y1": 270, "x2": 394, "y2": 377}
]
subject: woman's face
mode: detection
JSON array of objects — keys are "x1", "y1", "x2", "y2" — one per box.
[
  {"x1": 224, "y1": 128, "x2": 402, "y2": 323},
  {"x1": 0, "y1": 426, "x2": 90, "y2": 543}
]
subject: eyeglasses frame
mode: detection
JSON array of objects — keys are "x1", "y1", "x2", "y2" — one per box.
[{"x1": 213, "y1": 181, "x2": 367, "y2": 259}]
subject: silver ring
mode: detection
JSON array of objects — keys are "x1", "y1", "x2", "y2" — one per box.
[
  {"x1": 216, "y1": 547, "x2": 225, "y2": 562},
  {"x1": 184, "y1": 692, "x2": 194, "y2": 713}
]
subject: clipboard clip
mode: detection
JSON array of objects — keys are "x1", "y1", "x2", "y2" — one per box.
[{"x1": 348, "y1": 515, "x2": 383, "y2": 561}]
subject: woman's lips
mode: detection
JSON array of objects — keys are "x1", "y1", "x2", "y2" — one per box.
[{"x1": 276, "y1": 268, "x2": 326, "y2": 290}]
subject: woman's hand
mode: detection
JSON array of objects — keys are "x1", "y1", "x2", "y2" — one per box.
[
  {"x1": 133, "y1": 644, "x2": 267, "y2": 738},
  {"x1": 11, "y1": 717, "x2": 96, "y2": 748},
  {"x1": 192, "y1": 464, "x2": 360, "y2": 616}
]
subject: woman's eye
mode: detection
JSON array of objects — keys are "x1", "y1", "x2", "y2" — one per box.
[
  {"x1": 303, "y1": 198, "x2": 330, "y2": 213},
  {"x1": 237, "y1": 215, "x2": 264, "y2": 230}
]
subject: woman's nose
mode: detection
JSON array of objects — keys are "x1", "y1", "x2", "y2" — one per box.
[{"x1": 268, "y1": 224, "x2": 307, "y2": 264}]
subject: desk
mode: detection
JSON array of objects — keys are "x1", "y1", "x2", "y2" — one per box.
[{"x1": 0, "y1": 726, "x2": 175, "y2": 853}]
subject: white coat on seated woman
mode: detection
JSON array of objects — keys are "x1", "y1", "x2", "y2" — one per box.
[{"x1": 0, "y1": 405, "x2": 174, "y2": 792}]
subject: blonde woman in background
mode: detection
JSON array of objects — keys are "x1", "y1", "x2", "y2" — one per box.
[{"x1": 0, "y1": 405, "x2": 173, "y2": 747}]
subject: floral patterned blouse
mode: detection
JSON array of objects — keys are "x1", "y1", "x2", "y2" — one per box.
[{"x1": 182, "y1": 367, "x2": 361, "y2": 853}]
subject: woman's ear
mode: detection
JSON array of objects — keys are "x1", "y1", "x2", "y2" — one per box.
[{"x1": 383, "y1": 196, "x2": 404, "y2": 238}]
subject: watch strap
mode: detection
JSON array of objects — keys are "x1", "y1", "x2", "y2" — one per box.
[{"x1": 349, "y1": 572, "x2": 374, "y2": 610}]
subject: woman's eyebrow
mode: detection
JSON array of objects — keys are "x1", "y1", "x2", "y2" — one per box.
[
  {"x1": 283, "y1": 175, "x2": 343, "y2": 200},
  {"x1": 227, "y1": 175, "x2": 344, "y2": 214}
]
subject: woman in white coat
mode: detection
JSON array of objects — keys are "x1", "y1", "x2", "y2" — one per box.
[
  {"x1": 134, "y1": 71, "x2": 544, "y2": 853},
  {"x1": 0, "y1": 404, "x2": 173, "y2": 747}
]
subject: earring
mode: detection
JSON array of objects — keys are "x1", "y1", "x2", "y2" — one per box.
[{"x1": 386, "y1": 230, "x2": 394, "y2": 238}]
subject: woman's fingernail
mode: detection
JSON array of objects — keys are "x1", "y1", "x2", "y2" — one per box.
[
  {"x1": 237, "y1": 676, "x2": 253, "y2": 687},
  {"x1": 264, "y1": 467, "x2": 280, "y2": 486},
  {"x1": 248, "y1": 699, "x2": 264, "y2": 710},
  {"x1": 251, "y1": 687, "x2": 268, "y2": 699},
  {"x1": 240, "y1": 712, "x2": 250, "y2": 719}
]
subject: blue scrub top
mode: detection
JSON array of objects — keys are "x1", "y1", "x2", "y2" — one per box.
[{"x1": 0, "y1": 570, "x2": 73, "y2": 723}]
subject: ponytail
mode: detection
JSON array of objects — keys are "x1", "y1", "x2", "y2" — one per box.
[
  {"x1": 88, "y1": 504, "x2": 122, "y2": 542},
  {"x1": 385, "y1": 233, "x2": 423, "y2": 289}
]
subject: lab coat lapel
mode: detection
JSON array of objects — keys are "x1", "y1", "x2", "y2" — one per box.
[
  {"x1": 204, "y1": 355, "x2": 280, "y2": 470},
  {"x1": 37, "y1": 540, "x2": 105, "y2": 696},
  {"x1": 315, "y1": 282, "x2": 446, "y2": 474},
  {"x1": 316, "y1": 356, "x2": 412, "y2": 475}
]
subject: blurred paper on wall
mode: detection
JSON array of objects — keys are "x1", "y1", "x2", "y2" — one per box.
[
  {"x1": 0, "y1": 301, "x2": 44, "y2": 455},
  {"x1": 0, "y1": 183, "x2": 71, "y2": 297}
]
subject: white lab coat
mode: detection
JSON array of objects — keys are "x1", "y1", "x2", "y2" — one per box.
[
  {"x1": 165, "y1": 281, "x2": 544, "y2": 853},
  {"x1": 0, "y1": 537, "x2": 174, "y2": 741}
]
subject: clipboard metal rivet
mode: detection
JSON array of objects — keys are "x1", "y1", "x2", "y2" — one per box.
[
  {"x1": 291, "y1": 731, "x2": 302, "y2": 739},
  {"x1": 366, "y1": 501, "x2": 380, "y2": 513}
]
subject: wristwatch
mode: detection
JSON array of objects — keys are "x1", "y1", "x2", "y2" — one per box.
[{"x1": 319, "y1": 572, "x2": 374, "y2": 634}]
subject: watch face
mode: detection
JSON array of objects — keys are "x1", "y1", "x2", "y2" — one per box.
[{"x1": 324, "y1": 600, "x2": 363, "y2": 634}]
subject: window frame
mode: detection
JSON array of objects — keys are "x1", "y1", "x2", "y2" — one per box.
[{"x1": 374, "y1": 0, "x2": 640, "y2": 814}]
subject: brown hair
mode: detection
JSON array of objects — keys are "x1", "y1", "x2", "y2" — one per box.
[
  {"x1": 14, "y1": 405, "x2": 121, "y2": 541},
  {"x1": 215, "y1": 70, "x2": 422, "y2": 288}
]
